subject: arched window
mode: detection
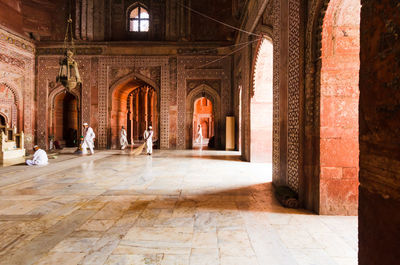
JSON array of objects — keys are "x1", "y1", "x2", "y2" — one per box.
[{"x1": 129, "y1": 5, "x2": 149, "y2": 32}]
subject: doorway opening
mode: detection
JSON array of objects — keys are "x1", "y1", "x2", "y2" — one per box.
[
  {"x1": 0, "y1": 114, "x2": 6, "y2": 126},
  {"x1": 53, "y1": 92, "x2": 79, "y2": 147},
  {"x1": 126, "y1": 86, "x2": 158, "y2": 145},
  {"x1": 192, "y1": 97, "x2": 214, "y2": 149},
  {"x1": 111, "y1": 77, "x2": 159, "y2": 149},
  {"x1": 250, "y1": 37, "x2": 273, "y2": 163}
]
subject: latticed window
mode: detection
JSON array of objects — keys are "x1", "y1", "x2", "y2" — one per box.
[{"x1": 129, "y1": 6, "x2": 149, "y2": 32}]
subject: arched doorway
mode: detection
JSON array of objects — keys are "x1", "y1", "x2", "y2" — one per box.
[
  {"x1": 251, "y1": 37, "x2": 273, "y2": 163},
  {"x1": 318, "y1": 0, "x2": 360, "y2": 215},
  {"x1": 0, "y1": 114, "x2": 6, "y2": 126},
  {"x1": 192, "y1": 97, "x2": 214, "y2": 149},
  {"x1": 53, "y1": 92, "x2": 79, "y2": 147},
  {"x1": 110, "y1": 77, "x2": 159, "y2": 149}
]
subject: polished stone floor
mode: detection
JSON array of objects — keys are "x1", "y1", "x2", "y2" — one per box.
[{"x1": 0, "y1": 150, "x2": 357, "y2": 265}]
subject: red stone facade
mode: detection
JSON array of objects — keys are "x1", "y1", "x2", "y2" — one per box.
[{"x1": 319, "y1": 0, "x2": 360, "y2": 215}]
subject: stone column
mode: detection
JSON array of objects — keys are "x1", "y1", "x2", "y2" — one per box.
[
  {"x1": 148, "y1": 89, "x2": 153, "y2": 127},
  {"x1": 139, "y1": 87, "x2": 147, "y2": 139},
  {"x1": 134, "y1": 90, "x2": 139, "y2": 141},
  {"x1": 129, "y1": 92, "x2": 134, "y2": 144}
]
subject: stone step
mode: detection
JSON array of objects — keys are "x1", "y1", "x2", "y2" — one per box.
[{"x1": 0, "y1": 148, "x2": 25, "y2": 161}]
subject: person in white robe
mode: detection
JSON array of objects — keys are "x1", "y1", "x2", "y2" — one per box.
[
  {"x1": 82, "y1": 122, "x2": 95, "y2": 155},
  {"x1": 120, "y1": 126, "x2": 128, "y2": 150},
  {"x1": 26, "y1": 145, "x2": 48, "y2": 166},
  {"x1": 143, "y1": 126, "x2": 154, "y2": 155},
  {"x1": 195, "y1": 124, "x2": 203, "y2": 145}
]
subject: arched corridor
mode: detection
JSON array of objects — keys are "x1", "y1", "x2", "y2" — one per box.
[
  {"x1": 192, "y1": 97, "x2": 214, "y2": 149},
  {"x1": 110, "y1": 77, "x2": 159, "y2": 149}
]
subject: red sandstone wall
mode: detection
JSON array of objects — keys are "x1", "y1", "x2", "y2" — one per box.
[
  {"x1": 0, "y1": 0, "x2": 68, "y2": 40},
  {"x1": 319, "y1": 0, "x2": 360, "y2": 215},
  {"x1": 359, "y1": 1, "x2": 400, "y2": 264}
]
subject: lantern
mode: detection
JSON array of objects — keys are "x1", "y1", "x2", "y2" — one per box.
[
  {"x1": 57, "y1": 14, "x2": 81, "y2": 91},
  {"x1": 56, "y1": 49, "x2": 81, "y2": 90}
]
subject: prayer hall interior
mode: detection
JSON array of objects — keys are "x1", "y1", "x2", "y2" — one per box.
[{"x1": 0, "y1": 0, "x2": 398, "y2": 264}]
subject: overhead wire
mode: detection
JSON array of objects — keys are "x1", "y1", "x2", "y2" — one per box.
[
  {"x1": 178, "y1": 38, "x2": 263, "y2": 56},
  {"x1": 177, "y1": 2, "x2": 261, "y2": 37},
  {"x1": 186, "y1": 37, "x2": 262, "y2": 71}
]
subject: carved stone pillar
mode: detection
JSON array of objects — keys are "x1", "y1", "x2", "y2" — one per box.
[
  {"x1": 139, "y1": 87, "x2": 147, "y2": 139},
  {"x1": 153, "y1": 90, "x2": 158, "y2": 140},
  {"x1": 129, "y1": 92, "x2": 134, "y2": 144},
  {"x1": 148, "y1": 89, "x2": 153, "y2": 127},
  {"x1": 133, "y1": 90, "x2": 139, "y2": 141}
]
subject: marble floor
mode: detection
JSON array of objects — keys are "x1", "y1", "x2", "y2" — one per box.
[{"x1": 0, "y1": 150, "x2": 357, "y2": 265}]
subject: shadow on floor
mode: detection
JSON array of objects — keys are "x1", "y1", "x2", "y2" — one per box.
[
  {"x1": 101, "y1": 183, "x2": 309, "y2": 214},
  {"x1": 111, "y1": 150, "x2": 243, "y2": 162}
]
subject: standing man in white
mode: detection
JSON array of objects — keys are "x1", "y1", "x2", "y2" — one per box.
[
  {"x1": 143, "y1": 126, "x2": 154, "y2": 155},
  {"x1": 26, "y1": 145, "x2": 48, "y2": 166},
  {"x1": 82, "y1": 122, "x2": 95, "y2": 155},
  {"x1": 195, "y1": 124, "x2": 203, "y2": 145},
  {"x1": 120, "y1": 126, "x2": 128, "y2": 150}
]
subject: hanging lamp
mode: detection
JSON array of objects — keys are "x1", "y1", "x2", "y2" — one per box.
[{"x1": 56, "y1": 6, "x2": 81, "y2": 91}]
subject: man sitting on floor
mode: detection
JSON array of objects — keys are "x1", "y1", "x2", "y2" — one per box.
[{"x1": 26, "y1": 145, "x2": 48, "y2": 166}]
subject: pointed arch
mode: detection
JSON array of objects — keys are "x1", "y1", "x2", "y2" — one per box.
[
  {"x1": 110, "y1": 71, "x2": 159, "y2": 97},
  {"x1": 109, "y1": 72, "x2": 160, "y2": 149},
  {"x1": 126, "y1": 2, "x2": 150, "y2": 32}
]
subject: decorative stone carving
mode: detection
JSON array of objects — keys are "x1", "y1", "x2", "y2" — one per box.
[
  {"x1": 287, "y1": 0, "x2": 301, "y2": 192},
  {"x1": 273, "y1": 0, "x2": 281, "y2": 185},
  {"x1": 97, "y1": 56, "x2": 170, "y2": 149}
]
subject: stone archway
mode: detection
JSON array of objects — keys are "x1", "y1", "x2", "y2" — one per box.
[
  {"x1": 109, "y1": 72, "x2": 160, "y2": 149},
  {"x1": 48, "y1": 86, "x2": 81, "y2": 148},
  {"x1": 186, "y1": 84, "x2": 221, "y2": 149},
  {"x1": 0, "y1": 112, "x2": 8, "y2": 126}
]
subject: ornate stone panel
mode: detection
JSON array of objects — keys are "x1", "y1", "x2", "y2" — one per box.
[
  {"x1": 273, "y1": 0, "x2": 281, "y2": 184},
  {"x1": 187, "y1": 79, "x2": 221, "y2": 95},
  {"x1": 0, "y1": 28, "x2": 35, "y2": 149},
  {"x1": 288, "y1": 0, "x2": 301, "y2": 192},
  {"x1": 97, "y1": 56, "x2": 169, "y2": 149}
]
